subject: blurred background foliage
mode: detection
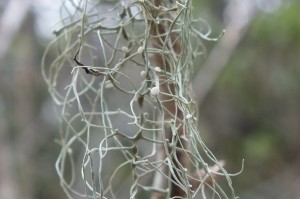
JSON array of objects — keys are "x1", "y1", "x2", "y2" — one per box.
[{"x1": 0, "y1": 0, "x2": 299, "y2": 199}]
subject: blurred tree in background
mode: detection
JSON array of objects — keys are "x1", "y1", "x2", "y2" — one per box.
[{"x1": 0, "y1": 0, "x2": 299, "y2": 199}]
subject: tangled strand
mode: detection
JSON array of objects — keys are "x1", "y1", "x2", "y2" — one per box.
[{"x1": 42, "y1": 0, "x2": 240, "y2": 198}]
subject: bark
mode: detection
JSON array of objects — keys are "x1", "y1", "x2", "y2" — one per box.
[{"x1": 149, "y1": 1, "x2": 191, "y2": 198}]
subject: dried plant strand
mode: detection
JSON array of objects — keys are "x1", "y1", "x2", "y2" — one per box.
[{"x1": 41, "y1": 0, "x2": 240, "y2": 198}]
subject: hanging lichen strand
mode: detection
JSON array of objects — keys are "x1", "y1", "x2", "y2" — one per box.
[{"x1": 42, "y1": 0, "x2": 240, "y2": 198}]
